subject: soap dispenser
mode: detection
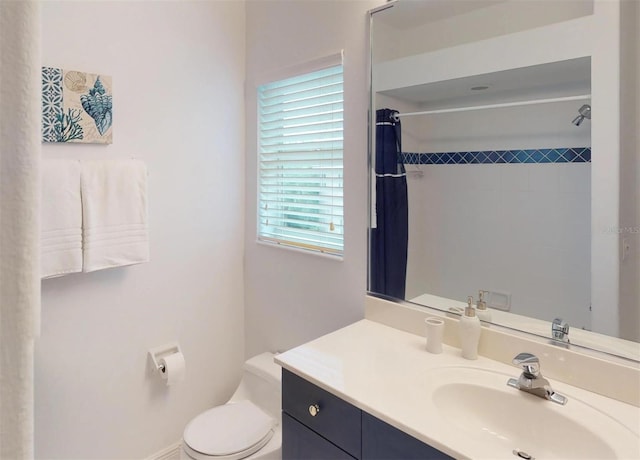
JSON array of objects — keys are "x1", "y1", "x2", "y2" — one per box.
[
  {"x1": 476, "y1": 290, "x2": 492, "y2": 326},
  {"x1": 459, "y1": 296, "x2": 481, "y2": 360}
]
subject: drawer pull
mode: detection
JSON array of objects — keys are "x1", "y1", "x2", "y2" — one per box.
[{"x1": 308, "y1": 404, "x2": 320, "y2": 417}]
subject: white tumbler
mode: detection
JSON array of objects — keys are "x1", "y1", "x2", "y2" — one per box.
[{"x1": 425, "y1": 317, "x2": 445, "y2": 354}]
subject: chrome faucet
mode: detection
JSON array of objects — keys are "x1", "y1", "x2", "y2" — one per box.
[
  {"x1": 552, "y1": 318, "x2": 570, "y2": 343},
  {"x1": 507, "y1": 353, "x2": 567, "y2": 405}
]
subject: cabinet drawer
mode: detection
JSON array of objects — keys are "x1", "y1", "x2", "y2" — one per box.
[
  {"x1": 282, "y1": 369, "x2": 362, "y2": 458},
  {"x1": 283, "y1": 412, "x2": 356, "y2": 460},
  {"x1": 362, "y1": 412, "x2": 453, "y2": 460}
]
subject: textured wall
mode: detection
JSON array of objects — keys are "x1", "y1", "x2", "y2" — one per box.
[{"x1": 0, "y1": 1, "x2": 41, "y2": 457}]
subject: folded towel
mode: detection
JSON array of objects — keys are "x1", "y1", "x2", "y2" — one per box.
[
  {"x1": 41, "y1": 159, "x2": 83, "y2": 278},
  {"x1": 81, "y1": 159, "x2": 149, "y2": 272}
]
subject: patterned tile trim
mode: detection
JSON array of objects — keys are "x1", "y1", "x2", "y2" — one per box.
[{"x1": 400, "y1": 147, "x2": 591, "y2": 165}]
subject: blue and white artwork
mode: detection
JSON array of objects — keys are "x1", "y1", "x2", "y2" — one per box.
[{"x1": 42, "y1": 67, "x2": 113, "y2": 144}]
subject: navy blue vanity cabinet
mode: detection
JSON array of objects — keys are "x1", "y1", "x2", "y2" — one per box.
[
  {"x1": 283, "y1": 413, "x2": 356, "y2": 460},
  {"x1": 282, "y1": 369, "x2": 454, "y2": 460},
  {"x1": 362, "y1": 412, "x2": 453, "y2": 460},
  {"x1": 282, "y1": 369, "x2": 361, "y2": 459}
]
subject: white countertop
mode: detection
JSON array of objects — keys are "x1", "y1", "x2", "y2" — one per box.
[{"x1": 275, "y1": 319, "x2": 640, "y2": 459}]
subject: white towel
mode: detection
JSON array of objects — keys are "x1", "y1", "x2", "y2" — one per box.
[
  {"x1": 81, "y1": 159, "x2": 149, "y2": 272},
  {"x1": 41, "y1": 159, "x2": 83, "y2": 278}
]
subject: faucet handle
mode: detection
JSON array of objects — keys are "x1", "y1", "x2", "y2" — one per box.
[{"x1": 512, "y1": 352, "x2": 540, "y2": 378}]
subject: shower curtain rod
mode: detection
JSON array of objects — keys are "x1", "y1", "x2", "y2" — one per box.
[{"x1": 392, "y1": 94, "x2": 591, "y2": 119}]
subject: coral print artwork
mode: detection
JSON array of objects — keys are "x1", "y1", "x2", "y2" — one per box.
[{"x1": 42, "y1": 67, "x2": 113, "y2": 144}]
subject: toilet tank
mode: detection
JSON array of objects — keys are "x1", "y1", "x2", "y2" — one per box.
[{"x1": 230, "y1": 352, "x2": 282, "y2": 421}]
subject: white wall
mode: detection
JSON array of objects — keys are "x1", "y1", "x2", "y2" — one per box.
[
  {"x1": 36, "y1": 2, "x2": 246, "y2": 458},
  {"x1": 244, "y1": 0, "x2": 379, "y2": 357}
]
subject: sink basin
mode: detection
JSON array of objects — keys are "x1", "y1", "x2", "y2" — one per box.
[{"x1": 429, "y1": 367, "x2": 639, "y2": 459}]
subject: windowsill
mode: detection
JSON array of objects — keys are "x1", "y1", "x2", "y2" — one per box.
[{"x1": 255, "y1": 239, "x2": 344, "y2": 261}]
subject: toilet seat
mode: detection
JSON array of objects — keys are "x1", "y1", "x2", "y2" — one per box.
[{"x1": 183, "y1": 400, "x2": 276, "y2": 460}]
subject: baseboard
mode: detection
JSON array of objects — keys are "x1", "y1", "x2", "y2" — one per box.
[{"x1": 146, "y1": 441, "x2": 181, "y2": 460}]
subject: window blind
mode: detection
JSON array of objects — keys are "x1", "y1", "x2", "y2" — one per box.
[{"x1": 258, "y1": 64, "x2": 344, "y2": 256}]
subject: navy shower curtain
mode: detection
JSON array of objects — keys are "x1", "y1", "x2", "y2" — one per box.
[{"x1": 370, "y1": 108, "x2": 408, "y2": 299}]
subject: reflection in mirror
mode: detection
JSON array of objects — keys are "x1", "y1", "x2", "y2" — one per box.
[{"x1": 368, "y1": 0, "x2": 639, "y2": 361}]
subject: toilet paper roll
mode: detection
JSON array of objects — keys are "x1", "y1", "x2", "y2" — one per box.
[{"x1": 159, "y1": 352, "x2": 186, "y2": 386}]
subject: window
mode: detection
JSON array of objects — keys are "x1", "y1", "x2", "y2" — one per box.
[{"x1": 257, "y1": 63, "x2": 344, "y2": 256}]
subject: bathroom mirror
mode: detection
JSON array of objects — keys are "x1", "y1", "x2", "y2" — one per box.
[{"x1": 368, "y1": 0, "x2": 639, "y2": 361}]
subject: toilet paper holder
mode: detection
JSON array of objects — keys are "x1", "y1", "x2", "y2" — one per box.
[{"x1": 148, "y1": 342, "x2": 182, "y2": 375}]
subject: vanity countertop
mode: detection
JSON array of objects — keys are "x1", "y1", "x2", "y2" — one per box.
[{"x1": 275, "y1": 319, "x2": 640, "y2": 459}]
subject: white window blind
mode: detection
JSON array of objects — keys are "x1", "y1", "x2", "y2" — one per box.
[{"x1": 258, "y1": 64, "x2": 344, "y2": 256}]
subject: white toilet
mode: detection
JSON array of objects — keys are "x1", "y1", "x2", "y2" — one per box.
[{"x1": 181, "y1": 352, "x2": 282, "y2": 460}]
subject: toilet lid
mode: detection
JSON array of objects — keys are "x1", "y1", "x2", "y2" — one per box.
[{"x1": 184, "y1": 400, "x2": 276, "y2": 456}]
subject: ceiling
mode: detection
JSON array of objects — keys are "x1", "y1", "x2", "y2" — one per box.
[{"x1": 378, "y1": 57, "x2": 591, "y2": 108}]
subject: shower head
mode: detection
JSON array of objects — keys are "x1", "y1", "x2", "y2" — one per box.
[{"x1": 572, "y1": 104, "x2": 591, "y2": 126}]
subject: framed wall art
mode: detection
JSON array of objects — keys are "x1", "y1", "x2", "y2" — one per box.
[{"x1": 42, "y1": 67, "x2": 113, "y2": 144}]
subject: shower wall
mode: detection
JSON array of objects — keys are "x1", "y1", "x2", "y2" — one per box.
[{"x1": 395, "y1": 99, "x2": 592, "y2": 327}]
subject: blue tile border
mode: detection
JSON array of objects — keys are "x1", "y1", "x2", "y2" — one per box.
[{"x1": 400, "y1": 147, "x2": 591, "y2": 165}]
